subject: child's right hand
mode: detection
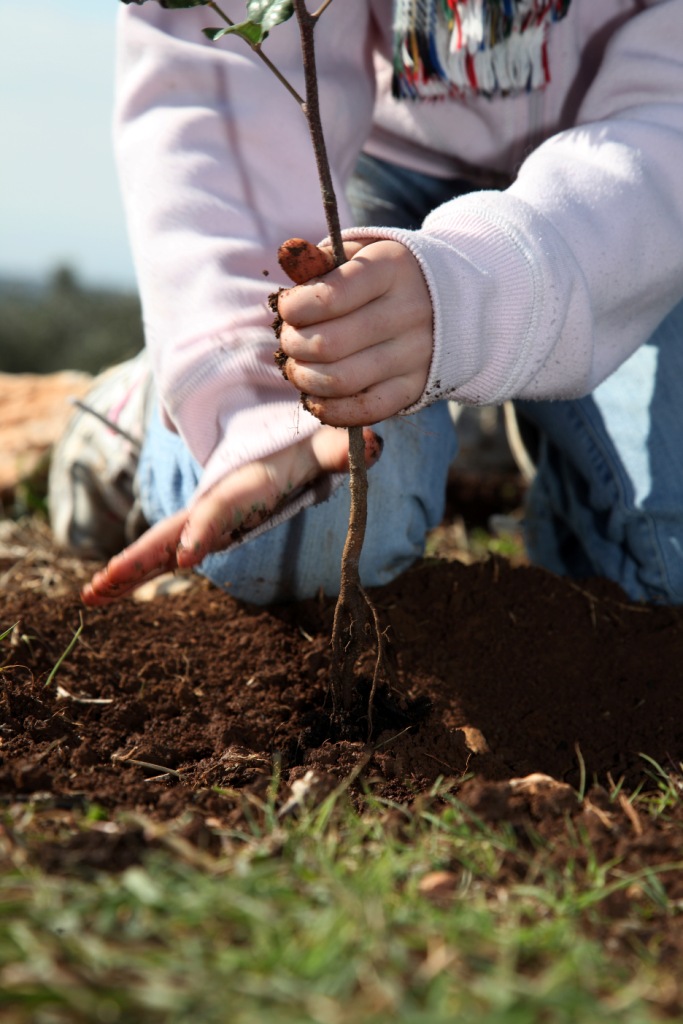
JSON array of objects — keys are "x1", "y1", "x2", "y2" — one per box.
[{"x1": 81, "y1": 423, "x2": 382, "y2": 605}]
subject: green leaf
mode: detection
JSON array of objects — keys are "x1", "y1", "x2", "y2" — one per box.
[
  {"x1": 202, "y1": 26, "x2": 231, "y2": 40},
  {"x1": 203, "y1": 20, "x2": 266, "y2": 44},
  {"x1": 120, "y1": 0, "x2": 294, "y2": 42},
  {"x1": 246, "y1": 0, "x2": 294, "y2": 33},
  {"x1": 120, "y1": 0, "x2": 212, "y2": 7}
]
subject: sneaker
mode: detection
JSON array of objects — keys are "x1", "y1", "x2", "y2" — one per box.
[{"x1": 48, "y1": 349, "x2": 154, "y2": 558}]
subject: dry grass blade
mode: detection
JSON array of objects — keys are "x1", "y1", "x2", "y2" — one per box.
[{"x1": 112, "y1": 754, "x2": 185, "y2": 780}]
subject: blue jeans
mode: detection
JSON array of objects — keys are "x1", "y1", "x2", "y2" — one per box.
[
  {"x1": 139, "y1": 401, "x2": 456, "y2": 605},
  {"x1": 140, "y1": 153, "x2": 683, "y2": 605},
  {"x1": 518, "y1": 336, "x2": 683, "y2": 604}
]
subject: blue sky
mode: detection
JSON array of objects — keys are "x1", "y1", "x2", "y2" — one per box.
[{"x1": 0, "y1": 1, "x2": 136, "y2": 289}]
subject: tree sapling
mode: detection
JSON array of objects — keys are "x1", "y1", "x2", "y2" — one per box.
[{"x1": 120, "y1": 0, "x2": 390, "y2": 726}]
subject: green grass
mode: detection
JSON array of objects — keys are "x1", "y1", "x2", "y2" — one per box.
[{"x1": 1, "y1": 783, "x2": 680, "y2": 1024}]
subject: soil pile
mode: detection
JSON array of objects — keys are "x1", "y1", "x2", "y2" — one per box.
[{"x1": 2, "y1": 557, "x2": 682, "y2": 815}]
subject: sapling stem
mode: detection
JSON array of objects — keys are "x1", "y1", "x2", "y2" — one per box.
[
  {"x1": 292, "y1": 0, "x2": 381, "y2": 717},
  {"x1": 208, "y1": 0, "x2": 381, "y2": 717},
  {"x1": 311, "y1": 0, "x2": 334, "y2": 18},
  {"x1": 207, "y1": 2, "x2": 305, "y2": 106},
  {"x1": 291, "y1": 0, "x2": 344, "y2": 263}
]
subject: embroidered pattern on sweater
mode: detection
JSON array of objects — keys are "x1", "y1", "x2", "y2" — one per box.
[{"x1": 392, "y1": 0, "x2": 572, "y2": 99}]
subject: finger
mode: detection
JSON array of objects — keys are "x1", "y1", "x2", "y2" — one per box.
[
  {"x1": 176, "y1": 462, "x2": 285, "y2": 566},
  {"x1": 280, "y1": 291, "x2": 395, "y2": 364},
  {"x1": 80, "y1": 510, "x2": 187, "y2": 606},
  {"x1": 303, "y1": 377, "x2": 423, "y2": 428},
  {"x1": 82, "y1": 567, "x2": 170, "y2": 606},
  {"x1": 285, "y1": 334, "x2": 426, "y2": 399},
  {"x1": 82, "y1": 549, "x2": 178, "y2": 605},
  {"x1": 277, "y1": 238, "x2": 370, "y2": 285},
  {"x1": 280, "y1": 274, "x2": 433, "y2": 365},
  {"x1": 277, "y1": 240, "x2": 387, "y2": 328},
  {"x1": 278, "y1": 238, "x2": 336, "y2": 284},
  {"x1": 176, "y1": 426, "x2": 384, "y2": 566},
  {"x1": 309, "y1": 424, "x2": 384, "y2": 472}
]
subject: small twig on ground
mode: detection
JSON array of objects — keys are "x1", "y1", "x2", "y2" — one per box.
[
  {"x1": 112, "y1": 754, "x2": 185, "y2": 779},
  {"x1": 56, "y1": 686, "x2": 113, "y2": 705}
]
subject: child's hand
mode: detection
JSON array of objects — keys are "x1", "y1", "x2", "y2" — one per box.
[
  {"x1": 277, "y1": 238, "x2": 433, "y2": 427},
  {"x1": 81, "y1": 425, "x2": 382, "y2": 605},
  {"x1": 81, "y1": 235, "x2": 403, "y2": 607}
]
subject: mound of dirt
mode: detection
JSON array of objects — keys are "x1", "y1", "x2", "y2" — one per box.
[{"x1": 2, "y1": 556, "x2": 682, "y2": 818}]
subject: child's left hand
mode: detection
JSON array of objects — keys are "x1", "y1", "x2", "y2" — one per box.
[{"x1": 277, "y1": 238, "x2": 433, "y2": 427}]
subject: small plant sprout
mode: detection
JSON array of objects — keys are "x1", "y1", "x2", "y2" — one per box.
[
  {"x1": 44, "y1": 611, "x2": 84, "y2": 690},
  {"x1": 120, "y1": 0, "x2": 388, "y2": 723},
  {"x1": 0, "y1": 622, "x2": 19, "y2": 644},
  {"x1": 638, "y1": 752, "x2": 683, "y2": 816}
]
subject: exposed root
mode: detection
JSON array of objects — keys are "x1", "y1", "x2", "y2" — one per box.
[{"x1": 327, "y1": 424, "x2": 393, "y2": 736}]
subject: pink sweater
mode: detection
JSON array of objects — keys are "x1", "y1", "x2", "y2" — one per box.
[{"x1": 115, "y1": 0, "x2": 683, "y2": 505}]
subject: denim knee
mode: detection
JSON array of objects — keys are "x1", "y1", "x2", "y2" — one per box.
[
  {"x1": 517, "y1": 301, "x2": 683, "y2": 605},
  {"x1": 139, "y1": 402, "x2": 456, "y2": 604}
]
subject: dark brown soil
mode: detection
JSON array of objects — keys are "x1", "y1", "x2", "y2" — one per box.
[
  {"x1": 2, "y1": 552, "x2": 683, "y2": 810},
  {"x1": 2, "y1": 524, "x2": 683, "y2": 1002}
]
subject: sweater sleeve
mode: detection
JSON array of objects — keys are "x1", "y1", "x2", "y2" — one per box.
[
  {"x1": 345, "y1": 0, "x2": 683, "y2": 409},
  {"x1": 114, "y1": 2, "x2": 376, "y2": 503}
]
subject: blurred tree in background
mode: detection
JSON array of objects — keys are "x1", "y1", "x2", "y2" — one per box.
[{"x1": 0, "y1": 266, "x2": 144, "y2": 374}]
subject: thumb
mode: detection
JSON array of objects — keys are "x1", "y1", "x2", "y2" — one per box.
[
  {"x1": 277, "y1": 237, "x2": 372, "y2": 285},
  {"x1": 278, "y1": 238, "x2": 336, "y2": 285},
  {"x1": 310, "y1": 425, "x2": 384, "y2": 475}
]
